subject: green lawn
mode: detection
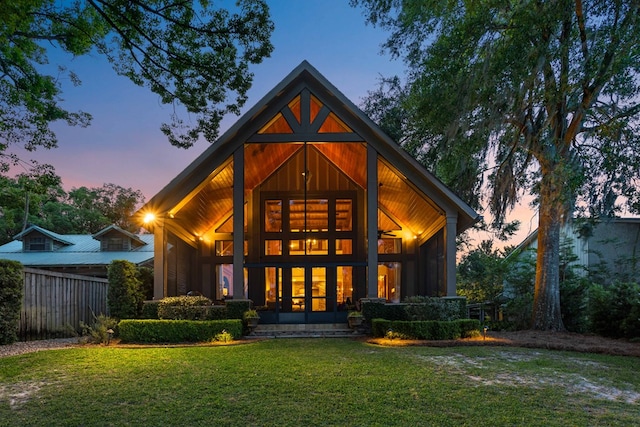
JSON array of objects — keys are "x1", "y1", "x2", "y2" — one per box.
[{"x1": 1, "y1": 339, "x2": 638, "y2": 426}]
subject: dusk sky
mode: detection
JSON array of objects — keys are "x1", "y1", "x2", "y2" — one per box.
[{"x1": 11, "y1": 0, "x2": 539, "y2": 248}]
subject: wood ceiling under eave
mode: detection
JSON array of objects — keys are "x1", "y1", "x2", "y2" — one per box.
[
  {"x1": 171, "y1": 161, "x2": 234, "y2": 238},
  {"x1": 377, "y1": 159, "x2": 445, "y2": 242}
]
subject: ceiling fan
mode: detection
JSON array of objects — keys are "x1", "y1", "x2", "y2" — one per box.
[{"x1": 377, "y1": 230, "x2": 398, "y2": 239}]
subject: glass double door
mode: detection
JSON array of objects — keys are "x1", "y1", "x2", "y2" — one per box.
[
  {"x1": 261, "y1": 192, "x2": 357, "y2": 322},
  {"x1": 264, "y1": 265, "x2": 353, "y2": 323}
]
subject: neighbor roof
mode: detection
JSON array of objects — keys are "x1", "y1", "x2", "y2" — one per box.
[{"x1": 0, "y1": 226, "x2": 154, "y2": 267}]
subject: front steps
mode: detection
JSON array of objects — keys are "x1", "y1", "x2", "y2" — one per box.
[{"x1": 247, "y1": 323, "x2": 363, "y2": 339}]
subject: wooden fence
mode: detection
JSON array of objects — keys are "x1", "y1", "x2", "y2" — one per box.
[{"x1": 20, "y1": 268, "x2": 109, "y2": 340}]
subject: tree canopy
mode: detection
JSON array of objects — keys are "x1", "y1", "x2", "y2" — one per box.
[
  {"x1": 0, "y1": 0, "x2": 274, "y2": 173},
  {"x1": 0, "y1": 174, "x2": 145, "y2": 244},
  {"x1": 353, "y1": 0, "x2": 640, "y2": 330}
]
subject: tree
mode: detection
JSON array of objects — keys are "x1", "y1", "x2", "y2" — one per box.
[
  {"x1": 0, "y1": 177, "x2": 145, "y2": 244},
  {"x1": 457, "y1": 240, "x2": 507, "y2": 304},
  {"x1": 353, "y1": 0, "x2": 640, "y2": 330},
  {"x1": 1, "y1": 0, "x2": 274, "y2": 173},
  {"x1": 68, "y1": 183, "x2": 145, "y2": 232}
]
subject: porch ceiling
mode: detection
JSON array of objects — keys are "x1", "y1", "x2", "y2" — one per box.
[
  {"x1": 378, "y1": 160, "x2": 445, "y2": 239},
  {"x1": 170, "y1": 144, "x2": 446, "y2": 242}
]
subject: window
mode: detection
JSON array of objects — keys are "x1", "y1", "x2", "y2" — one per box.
[
  {"x1": 27, "y1": 237, "x2": 48, "y2": 251},
  {"x1": 103, "y1": 237, "x2": 128, "y2": 251},
  {"x1": 378, "y1": 238, "x2": 402, "y2": 254},
  {"x1": 378, "y1": 262, "x2": 401, "y2": 303}
]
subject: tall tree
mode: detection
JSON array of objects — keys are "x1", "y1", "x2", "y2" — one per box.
[
  {"x1": 353, "y1": 0, "x2": 640, "y2": 330},
  {"x1": 0, "y1": 177, "x2": 145, "y2": 244},
  {"x1": 0, "y1": 0, "x2": 274, "y2": 172},
  {"x1": 68, "y1": 183, "x2": 145, "y2": 232}
]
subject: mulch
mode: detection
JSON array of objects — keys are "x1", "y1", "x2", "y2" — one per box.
[{"x1": 367, "y1": 330, "x2": 640, "y2": 357}]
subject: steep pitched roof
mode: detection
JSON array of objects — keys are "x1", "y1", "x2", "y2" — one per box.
[{"x1": 139, "y1": 61, "x2": 479, "y2": 233}]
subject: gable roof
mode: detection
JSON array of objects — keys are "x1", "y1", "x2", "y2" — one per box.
[
  {"x1": 92, "y1": 224, "x2": 146, "y2": 247},
  {"x1": 0, "y1": 225, "x2": 154, "y2": 268},
  {"x1": 138, "y1": 61, "x2": 479, "y2": 234},
  {"x1": 14, "y1": 225, "x2": 73, "y2": 245}
]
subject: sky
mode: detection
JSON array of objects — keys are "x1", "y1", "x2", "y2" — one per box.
[{"x1": 9, "y1": 0, "x2": 539, "y2": 248}]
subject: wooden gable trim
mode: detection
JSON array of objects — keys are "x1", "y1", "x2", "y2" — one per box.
[{"x1": 138, "y1": 61, "x2": 479, "y2": 234}]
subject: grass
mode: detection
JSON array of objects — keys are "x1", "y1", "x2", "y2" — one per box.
[{"x1": 1, "y1": 338, "x2": 639, "y2": 426}]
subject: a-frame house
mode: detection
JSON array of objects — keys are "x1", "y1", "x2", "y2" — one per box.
[{"x1": 138, "y1": 61, "x2": 479, "y2": 324}]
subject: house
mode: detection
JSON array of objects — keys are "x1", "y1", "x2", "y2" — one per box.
[
  {"x1": 0, "y1": 224, "x2": 154, "y2": 278},
  {"x1": 137, "y1": 61, "x2": 479, "y2": 324},
  {"x1": 510, "y1": 218, "x2": 640, "y2": 283}
]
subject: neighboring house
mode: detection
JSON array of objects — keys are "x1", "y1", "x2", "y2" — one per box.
[
  {"x1": 510, "y1": 218, "x2": 640, "y2": 283},
  {"x1": 0, "y1": 224, "x2": 154, "y2": 278},
  {"x1": 137, "y1": 61, "x2": 479, "y2": 324}
]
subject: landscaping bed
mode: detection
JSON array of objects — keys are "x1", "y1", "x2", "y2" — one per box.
[{"x1": 368, "y1": 330, "x2": 640, "y2": 357}]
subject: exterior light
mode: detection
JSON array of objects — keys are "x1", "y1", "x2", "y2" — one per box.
[{"x1": 143, "y1": 213, "x2": 156, "y2": 223}]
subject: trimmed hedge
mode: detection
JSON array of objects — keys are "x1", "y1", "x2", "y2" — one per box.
[
  {"x1": 225, "y1": 299, "x2": 252, "y2": 319},
  {"x1": 371, "y1": 318, "x2": 481, "y2": 340},
  {"x1": 157, "y1": 296, "x2": 213, "y2": 320},
  {"x1": 0, "y1": 260, "x2": 24, "y2": 345},
  {"x1": 362, "y1": 297, "x2": 467, "y2": 322},
  {"x1": 141, "y1": 300, "x2": 160, "y2": 319},
  {"x1": 118, "y1": 319, "x2": 243, "y2": 343}
]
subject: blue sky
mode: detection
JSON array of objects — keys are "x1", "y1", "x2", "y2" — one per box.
[{"x1": 15, "y1": 1, "x2": 404, "y2": 198}]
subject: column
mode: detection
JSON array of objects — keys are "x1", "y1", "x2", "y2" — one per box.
[
  {"x1": 233, "y1": 147, "x2": 245, "y2": 298},
  {"x1": 153, "y1": 219, "x2": 165, "y2": 300},
  {"x1": 367, "y1": 145, "x2": 378, "y2": 298},
  {"x1": 445, "y1": 214, "x2": 458, "y2": 296}
]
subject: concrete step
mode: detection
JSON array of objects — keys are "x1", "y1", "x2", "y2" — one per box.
[{"x1": 246, "y1": 323, "x2": 364, "y2": 339}]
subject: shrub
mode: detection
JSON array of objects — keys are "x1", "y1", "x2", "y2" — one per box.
[
  {"x1": 214, "y1": 330, "x2": 234, "y2": 343},
  {"x1": 137, "y1": 266, "x2": 154, "y2": 301},
  {"x1": 361, "y1": 299, "x2": 391, "y2": 321},
  {"x1": 141, "y1": 300, "x2": 160, "y2": 319},
  {"x1": 225, "y1": 299, "x2": 252, "y2": 319},
  {"x1": 118, "y1": 319, "x2": 242, "y2": 343},
  {"x1": 404, "y1": 297, "x2": 466, "y2": 321},
  {"x1": 207, "y1": 305, "x2": 228, "y2": 320},
  {"x1": 362, "y1": 297, "x2": 467, "y2": 323},
  {"x1": 371, "y1": 318, "x2": 480, "y2": 340},
  {"x1": 81, "y1": 315, "x2": 118, "y2": 345},
  {"x1": 560, "y1": 277, "x2": 592, "y2": 333},
  {"x1": 588, "y1": 282, "x2": 640, "y2": 339},
  {"x1": 0, "y1": 260, "x2": 23, "y2": 345},
  {"x1": 108, "y1": 260, "x2": 144, "y2": 319},
  {"x1": 157, "y1": 296, "x2": 213, "y2": 320}
]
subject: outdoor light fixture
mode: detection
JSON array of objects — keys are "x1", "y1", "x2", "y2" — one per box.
[
  {"x1": 143, "y1": 213, "x2": 156, "y2": 223},
  {"x1": 106, "y1": 329, "x2": 114, "y2": 345}
]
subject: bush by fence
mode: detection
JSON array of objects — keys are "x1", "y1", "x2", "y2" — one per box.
[
  {"x1": 371, "y1": 318, "x2": 481, "y2": 340},
  {"x1": 118, "y1": 319, "x2": 242, "y2": 343},
  {"x1": 107, "y1": 260, "x2": 144, "y2": 319},
  {"x1": 0, "y1": 260, "x2": 24, "y2": 345}
]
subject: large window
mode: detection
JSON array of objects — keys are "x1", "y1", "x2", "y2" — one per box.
[{"x1": 378, "y1": 262, "x2": 401, "y2": 303}]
